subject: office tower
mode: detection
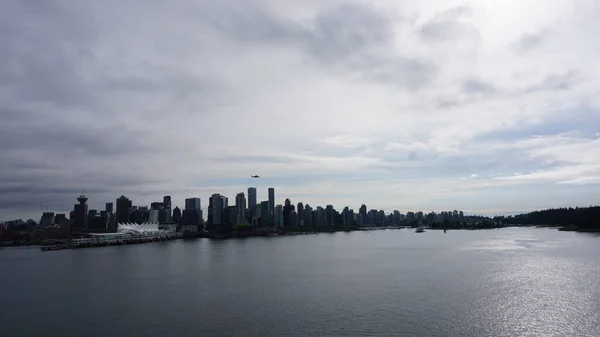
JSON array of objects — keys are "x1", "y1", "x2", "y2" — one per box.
[
  {"x1": 268, "y1": 187, "x2": 275, "y2": 219},
  {"x1": 73, "y1": 195, "x2": 89, "y2": 231},
  {"x1": 303, "y1": 204, "x2": 313, "y2": 227},
  {"x1": 297, "y1": 202, "x2": 304, "y2": 225},
  {"x1": 260, "y1": 201, "x2": 269, "y2": 227},
  {"x1": 274, "y1": 204, "x2": 283, "y2": 228},
  {"x1": 39, "y1": 212, "x2": 55, "y2": 228},
  {"x1": 105, "y1": 202, "x2": 113, "y2": 214},
  {"x1": 116, "y1": 195, "x2": 132, "y2": 223},
  {"x1": 185, "y1": 198, "x2": 201, "y2": 210},
  {"x1": 248, "y1": 187, "x2": 257, "y2": 217},
  {"x1": 283, "y1": 198, "x2": 293, "y2": 227},
  {"x1": 163, "y1": 196, "x2": 172, "y2": 221},
  {"x1": 236, "y1": 192, "x2": 247, "y2": 224},
  {"x1": 172, "y1": 206, "x2": 182, "y2": 223},
  {"x1": 209, "y1": 194, "x2": 227, "y2": 227}
]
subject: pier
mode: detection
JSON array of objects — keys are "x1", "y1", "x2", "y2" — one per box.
[{"x1": 40, "y1": 232, "x2": 183, "y2": 251}]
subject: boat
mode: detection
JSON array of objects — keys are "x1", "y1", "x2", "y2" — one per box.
[{"x1": 415, "y1": 226, "x2": 425, "y2": 233}]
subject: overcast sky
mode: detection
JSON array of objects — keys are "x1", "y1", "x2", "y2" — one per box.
[{"x1": 2, "y1": 0, "x2": 600, "y2": 221}]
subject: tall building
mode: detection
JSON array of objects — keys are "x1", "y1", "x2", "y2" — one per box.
[
  {"x1": 209, "y1": 194, "x2": 227, "y2": 228},
  {"x1": 116, "y1": 195, "x2": 132, "y2": 223},
  {"x1": 297, "y1": 202, "x2": 304, "y2": 226},
  {"x1": 260, "y1": 201, "x2": 269, "y2": 227},
  {"x1": 283, "y1": 198, "x2": 293, "y2": 228},
  {"x1": 105, "y1": 202, "x2": 113, "y2": 214},
  {"x1": 326, "y1": 205, "x2": 334, "y2": 227},
  {"x1": 182, "y1": 198, "x2": 202, "y2": 230},
  {"x1": 39, "y1": 212, "x2": 55, "y2": 228},
  {"x1": 359, "y1": 204, "x2": 367, "y2": 224},
  {"x1": 163, "y1": 196, "x2": 172, "y2": 221},
  {"x1": 268, "y1": 187, "x2": 275, "y2": 219},
  {"x1": 172, "y1": 207, "x2": 182, "y2": 223},
  {"x1": 73, "y1": 195, "x2": 89, "y2": 232},
  {"x1": 148, "y1": 209, "x2": 160, "y2": 223},
  {"x1": 235, "y1": 192, "x2": 247, "y2": 224},
  {"x1": 274, "y1": 204, "x2": 283, "y2": 228},
  {"x1": 303, "y1": 204, "x2": 313, "y2": 227},
  {"x1": 185, "y1": 198, "x2": 201, "y2": 211},
  {"x1": 248, "y1": 187, "x2": 257, "y2": 217}
]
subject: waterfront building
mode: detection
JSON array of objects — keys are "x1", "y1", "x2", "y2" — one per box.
[
  {"x1": 268, "y1": 187, "x2": 275, "y2": 221},
  {"x1": 260, "y1": 200, "x2": 269, "y2": 227},
  {"x1": 236, "y1": 192, "x2": 247, "y2": 224},
  {"x1": 73, "y1": 195, "x2": 89, "y2": 232},
  {"x1": 248, "y1": 187, "x2": 257, "y2": 219},
  {"x1": 163, "y1": 196, "x2": 172, "y2": 221},
  {"x1": 274, "y1": 204, "x2": 283, "y2": 228},
  {"x1": 116, "y1": 195, "x2": 131, "y2": 224},
  {"x1": 185, "y1": 198, "x2": 201, "y2": 211}
]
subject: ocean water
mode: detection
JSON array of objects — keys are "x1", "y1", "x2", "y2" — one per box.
[{"x1": 1, "y1": 227, "x2": 599, "y2": 336}]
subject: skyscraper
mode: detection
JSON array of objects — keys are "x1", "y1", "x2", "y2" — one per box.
[
  {"x1": 182, "y1": 198, "x2": 202, "y2": 229},
  {"x1": 268, "y1": 187, "x2": 275, "y2": 220},
  {"x1": 185, "y1": 198, "x2": 201, "y2": 210},
  {"x1": 73, "y1": 195, "x2": 89, "y2": 232},
  {"x1": 116, "y1": 195, "x2": 132, "y2": 223},
  {"x1": 283, "y1": 198, "x2": 293, "y2": 228},
  {"x1": 274, "y1": 204, "x2": 283, "y2": 228},
  {"x1": 163, "y1": 196, "x2": 172, "y2": 221},
  {"x1": 297, "y1": 202, "x2": 304, "y2": 225},
  {"x1": 260, "y1": 200, "x2": 269, "y2": 227},
  {"x1": 235, "y1": 192, "x2": 247, "y2": 224},
  {"x1": 209, "y1": 193, "x2": 227, "y2": 228},
  {"x1": 105, "y1": 202, "x2": 113, "y2": 214},
  {"x1": 248, "y1": 187, "x2": 257, "y2": 217}
]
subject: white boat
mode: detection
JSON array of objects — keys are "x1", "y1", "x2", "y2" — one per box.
[{"x1": 415, "y1": 226, "x2": 425, "y2": 233}]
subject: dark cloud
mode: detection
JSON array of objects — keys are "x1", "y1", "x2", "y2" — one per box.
[{"x1": 203, "y1": 3, "x2": 436, "y2": 90}]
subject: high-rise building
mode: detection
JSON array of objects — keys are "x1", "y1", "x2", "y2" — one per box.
[
  {"x1": 209, "y1": 194, "x2": 227, "y2": 227},
  {"x1": 105, "y1": 203, "x2": 113, "y2": 214},
  {"x1": 297, "y1": 202, "x2": 304, "y2": 225},
  {"x1": 73, "y1": 195, "x2": 89, "y2": 232},
  {"x1": 303, "y1": 204, "x2": 313, "y2": 227},
  {"x1": 260, "y1": 201, "x2": 269, "y2": 227},
  {"x1": 39, "y1": 212, "x2": 55, "y2": 228},
  {"x1": 163, "y1": 196, "x2": 172, "y2": 221},
  {"x1": 268, "y1": 187, "x2": 275, "y2": 219},
  {"x1": 359, "y1": 204, "x2": 367, "y2": 224},
  {"x1": 326, "y1": 205, "x2": 335, "y2": 227},
  {"x1": 185, "y1": 198, "x2": 201, "y2": 211},
  {"x1": 235, "y1": 192, "x2": 247, "y2": 224},
  {"x1": 283, "y1": 198, "x2": 293, "y2": 228},
  {"x1": 148, "y1": 209, "x2": 160, "y2": 223},
  {"x1": 226, "y1": 206, "x2": 237, "y2": 227},
  {"x1": 116, "y1": 195, "x2": 131, "y2": 223},
  {"x1": 248, "y1": 187, "x2": 257, "y2": 217},
  {"x1": 172, "y1": 207, "x2": 182, "y2": 223},
  {"x1": 274, "y1": 204, "x2": 283, "y2": 228}
]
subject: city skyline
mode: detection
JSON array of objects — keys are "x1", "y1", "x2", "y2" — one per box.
[
  {"x1": 2, "y1": 0, "x2": 600, "y2": 221},
  {"x1": 2, "y1": 187, "x2": 474, "y2": 223}
]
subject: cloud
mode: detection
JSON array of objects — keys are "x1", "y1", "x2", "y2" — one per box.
[{"x1": 1, "y1": 0, "x2": 600, "y2": 220}]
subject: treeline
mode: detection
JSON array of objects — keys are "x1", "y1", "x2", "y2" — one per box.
[{"x1": 496, "y1": 206, "x2": 600, "y2": 229}]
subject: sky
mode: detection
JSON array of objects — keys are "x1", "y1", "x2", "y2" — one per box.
[{"x1": 2, "y1": 0, "x2": 600, "y2": 221}]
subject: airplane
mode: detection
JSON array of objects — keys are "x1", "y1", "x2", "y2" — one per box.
[{"x1": 251, "y1": 175, "x2": 260, "y2": 178}]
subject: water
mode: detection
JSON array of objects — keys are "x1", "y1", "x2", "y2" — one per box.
[{"x1": 2, "y1": 228, "x2": 600, "y2": 337}]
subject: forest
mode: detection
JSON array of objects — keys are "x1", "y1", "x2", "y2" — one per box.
[{"x1": 495, "y1": 206, "x2": 600, "y2": 230}]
